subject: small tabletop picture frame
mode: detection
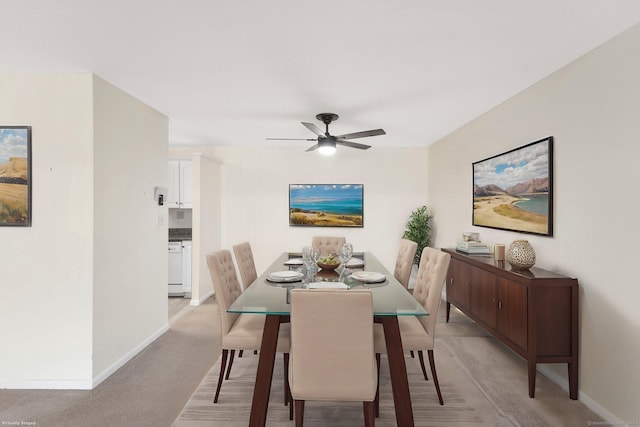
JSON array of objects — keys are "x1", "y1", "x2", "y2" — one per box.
[{"x1": 0, "y1": 126, "x2": 32, "y2": 226}]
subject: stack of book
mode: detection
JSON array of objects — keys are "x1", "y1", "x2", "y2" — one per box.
[{"x1": 456, "y1": 240, "x2": 491, "y2": 255}]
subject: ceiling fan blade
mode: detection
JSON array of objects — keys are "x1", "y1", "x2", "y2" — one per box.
[
  {"x1": 334, "y1": 129, "x2": 386, "y2": 140},
  {"x1": 301, "y1": 122, "x2": 324, "y2": 136},
  {"x1": 335, "y1": 140, "x2": 371, "y2": 150},
  {"x1": 305, "y1": 144, "x2": 320, "y2": 152},
  {"x1": 266, "y1": 138, "x2": 317, "y2": 141}
]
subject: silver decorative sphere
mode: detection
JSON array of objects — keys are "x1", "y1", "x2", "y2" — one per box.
[{"x1": 506, "y1": 240, "x2": 536, "y2": 270}]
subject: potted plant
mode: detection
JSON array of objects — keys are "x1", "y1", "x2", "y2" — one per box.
[{"x1": 402, "y1": 205, "x2": 432, "y2": 265}]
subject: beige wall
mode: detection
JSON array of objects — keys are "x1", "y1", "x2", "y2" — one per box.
[
  {"x1": 0, "y1": 73, "x2": 95, "y2": 388},
  {"x1": 427, "y1": 24, "x2": 640, "y2": 423},
  {"x1": 0, "y1": 73, "x2": 169, "y2": 389},
  {"x1": 214, "y1": 146, "x2": 429, "y2": 273},
  {"x1": 92, "y1": 75, "x2": 169, "y2": 381},
  {"x1": 192, "y1": 153, "x2": 222, "y2": 304}
]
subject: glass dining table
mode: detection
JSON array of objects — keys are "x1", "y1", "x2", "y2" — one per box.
[{"x1": 228, "y1": 251, "x2": 428, "y2": 427}]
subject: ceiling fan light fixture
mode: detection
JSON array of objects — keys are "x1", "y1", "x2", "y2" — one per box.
[
  {"x1": 267, "y1": 112, "x2": 382, "y2": 153},
  {"x1": 318, "y1": 139, "x2": 336, "y2": 156}
]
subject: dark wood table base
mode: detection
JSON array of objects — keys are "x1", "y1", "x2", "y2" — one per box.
[
  {"x1": 248, "y1": 314, "x2": 286, "y2": 427},
  {"x1": 376, "y1": 315, "x2": 415, "y2": 426}
]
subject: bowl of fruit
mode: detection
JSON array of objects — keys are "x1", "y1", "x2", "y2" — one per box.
[{"x1": 316, "y1": 254, "x2": 341, "y2": 270}]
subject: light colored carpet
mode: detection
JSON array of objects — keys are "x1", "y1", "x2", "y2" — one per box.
[
  {"x1": 0, "y1": 298, "x2": 220, "y2": 427},
  {"x1": 173, "y1": 306, "x2": 604, "y2": 427}
]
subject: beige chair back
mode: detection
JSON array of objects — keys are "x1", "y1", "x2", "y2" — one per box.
[
  {"x1": 233, "y1": 242, "x2": 257, "y2": 290},
  {"x1": 206, "y1": 250, "x2": 243, "y2": 336},
  {"x1": 412, "y1": 247, "x2": 451, "y2": 337},
  {"x1": 393, "y1": 239, "x2": 418, "y2": 289},
  {"x1": 311, "y1": 236, "x2": 346, "y2": 256},
  {"x1": 289, "y1": 289, "x2": 376, "y2": 402}
]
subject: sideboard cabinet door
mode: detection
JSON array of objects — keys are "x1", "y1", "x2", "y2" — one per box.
[
  {"x1": 497, "y1": 277, "x2": 528, "y2": 351},
  {"x1": 447, "y1": 257, "x2": 470, "y2": 310},
  {"x1": 469, "y1": 266, "x2": 497, "y2": 329}
]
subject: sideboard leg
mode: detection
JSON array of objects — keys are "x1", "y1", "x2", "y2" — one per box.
[
  {"x1": 446, "y1": 302, "x2": 451, "y2": 323},
  {"x1": 568, "y1": 362, "x2": 578, "y2": 400},
  {"x1": 528, "y1": 361, "x2": 536, "y2": 398}
]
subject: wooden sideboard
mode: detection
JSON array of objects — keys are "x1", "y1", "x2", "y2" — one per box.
[{"x1": 442, "y1": 248, "x2": 579, "y2": 400}]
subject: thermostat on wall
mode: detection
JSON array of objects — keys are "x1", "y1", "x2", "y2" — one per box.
[{"x1": 154, "y1": 186, "x2": 167, "y2": 206}]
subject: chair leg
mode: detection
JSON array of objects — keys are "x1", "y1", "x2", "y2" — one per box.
[
  {"x1": 410, "y1": 350, "x2": 415, "y2": 358},
  {"x1": 374, "y1": 353, "x2": 380, "y2": 417},
  {"x1": 428, "y1": 349, "x2": 444, "y2": 405},
  {"x1": 284, "y1": 353, "x2": 290, "y2": 406},
  {"x1": 213, "y1": 349, "x2": 229, "y2": 403},
  {"x1": 289, "y1": 388, "x2": 294, "y2": 420},
  {"x1": 363, "y1": 401, "x2": 375, "y2": 427},
  {"x1": 238, "y1": 350, "x2": 243, "y2": 358},
  {"x1": 417, "y1": 350, "x2": 429, "y2": 381},
  {"x1": 294, "y1": 400, "x2": 305, "y2": 427},
  {"x1": 224, "y1": 349, "x2": 236, "y2": 380}
]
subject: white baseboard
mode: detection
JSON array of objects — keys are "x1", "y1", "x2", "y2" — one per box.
[
  {"x1": 191, "y1": 289, "x2": 214, "y2": 306},
  {"x1": 537, "y1": 365, "x2": 627, "y2": 426},
  {"x1": 91, "y1": 323, "x2": 170, "y2": 389},
  {"x1": 0, "y1": 379, "x2": 93, "y2": 390},
  {"x1": 0, "y1": 324, "x2": 169, "y2": 390}
]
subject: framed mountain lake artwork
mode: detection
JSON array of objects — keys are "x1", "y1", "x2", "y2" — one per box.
[
  {"x1": 472, "y1": 136, "x2": 553, "y2": 236},
  {"x1": 289, "y1": 184, "x2": 363, "y2": 227},
  {"x1": 0, "y1": 126, "x2": 32, "y2": 226}
]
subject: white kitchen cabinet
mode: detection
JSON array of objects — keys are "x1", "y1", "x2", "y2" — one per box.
[{"x1": 167, "y1": 160, "x2": 193, "y2": 208}]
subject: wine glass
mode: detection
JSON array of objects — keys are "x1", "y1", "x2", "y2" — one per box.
[
  {"x1": 339, "y1": 243, "x2": 354, "y2": 281},
  {"x1": 302, "y1": 246, "x2": 316, "y2": 284},
  {"x1": 340, "y1": 243, "x2": 353, "y2": 265},
  {"x1": 311, "y1": 247, "x2": 320, "y2": 263}
]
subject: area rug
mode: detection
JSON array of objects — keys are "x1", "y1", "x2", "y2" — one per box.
[{"x1": 172, "y1": 338, "x2": 516, "y2": 427}]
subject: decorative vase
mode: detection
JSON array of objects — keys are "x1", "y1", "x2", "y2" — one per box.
[{"x1": 506, "y1": 240, "x2": 536, "y2": 270}]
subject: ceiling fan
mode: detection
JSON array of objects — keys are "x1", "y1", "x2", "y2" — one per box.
[{"x1": 266, "y1": 113, "x2": 386, "y2": 155}]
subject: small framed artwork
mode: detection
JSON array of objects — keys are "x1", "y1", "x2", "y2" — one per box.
[
  {"x1": 0, "y1": 126, "x2": 32, "y2": 226},
  {"x1": 472, "y1": 136, "x2": 553, "y2": 236},
  {"x1": 289, "y1": 184, "x2": 363, "y2": 227}
]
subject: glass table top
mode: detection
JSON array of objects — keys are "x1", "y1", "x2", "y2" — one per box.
[{"x1": 228, "y1": 252, "x2": 428, "y2": 317}]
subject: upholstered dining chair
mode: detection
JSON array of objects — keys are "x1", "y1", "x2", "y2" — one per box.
[
  {"x1": 288, "y1": 289, "x2": 377, "y2": 426},
  {"x1": 232, "y1": 242, "x2": 259, "y2": 358},
  {"x1": 393, "y1": 239, "x2": 418, "y2": 290},
  {"x1": 232, "y1": 241, "x2": 257, "y2": 290},
  {"x1": 311, "y1": 236, "x2": 346, "y2": 256},
  {"x1": 206, "y1": 250, "x2": 291, "y2": 404},
  {"x1": 374, "y1": 247, "x2": 451, "y2": 405}
]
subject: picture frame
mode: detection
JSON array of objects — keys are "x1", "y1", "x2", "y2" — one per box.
[
  {"x1": 289, "y1": 184, "x2": 363, "y2": 228},
  {"x1": 0, "y1": 126, "x2": 32, "y2": 226},
  {"x1": 472, "y1": 136, "x2": 553, "y2": 236}
]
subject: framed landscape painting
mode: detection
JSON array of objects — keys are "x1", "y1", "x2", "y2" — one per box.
[
  {"x1": 472, "y1": 136, "x2": 553, "y2": 236},
  {"x1": 289, "y1": 184, "x2": 363, "y2": 227},
  {"x1": 0, "y1": 126, "x2": 32, "y2": 226}
]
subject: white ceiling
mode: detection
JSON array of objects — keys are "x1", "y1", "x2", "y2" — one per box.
[{"x1": 2, "y1": 1, "x2": 640, "y2": 149}]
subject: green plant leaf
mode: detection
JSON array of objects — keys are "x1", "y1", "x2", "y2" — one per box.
[{"x1": 402, "y1": 205, "x2": 432, "y2": 265}]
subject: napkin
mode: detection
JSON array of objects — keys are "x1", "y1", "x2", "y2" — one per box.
[{"x1": 308, "y1": 282, "x2": 349, "y2": 289}]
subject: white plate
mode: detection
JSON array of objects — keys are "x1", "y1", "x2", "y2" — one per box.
[
  {"x1": 308, "y1": 282, "x2": 349, "y2": 289},
  {"x1": 346, "y1": 258, "x2": 365, "y2": 267},
  {"x1": 267, "y1": 271, "x2": 304, "y2": 282},
  {"x1": 284, "y1": 258, "x2": 303, "y2": 266},
  {"x1": 350, "y1": 271, "x2": 386, "y2": 283}
]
